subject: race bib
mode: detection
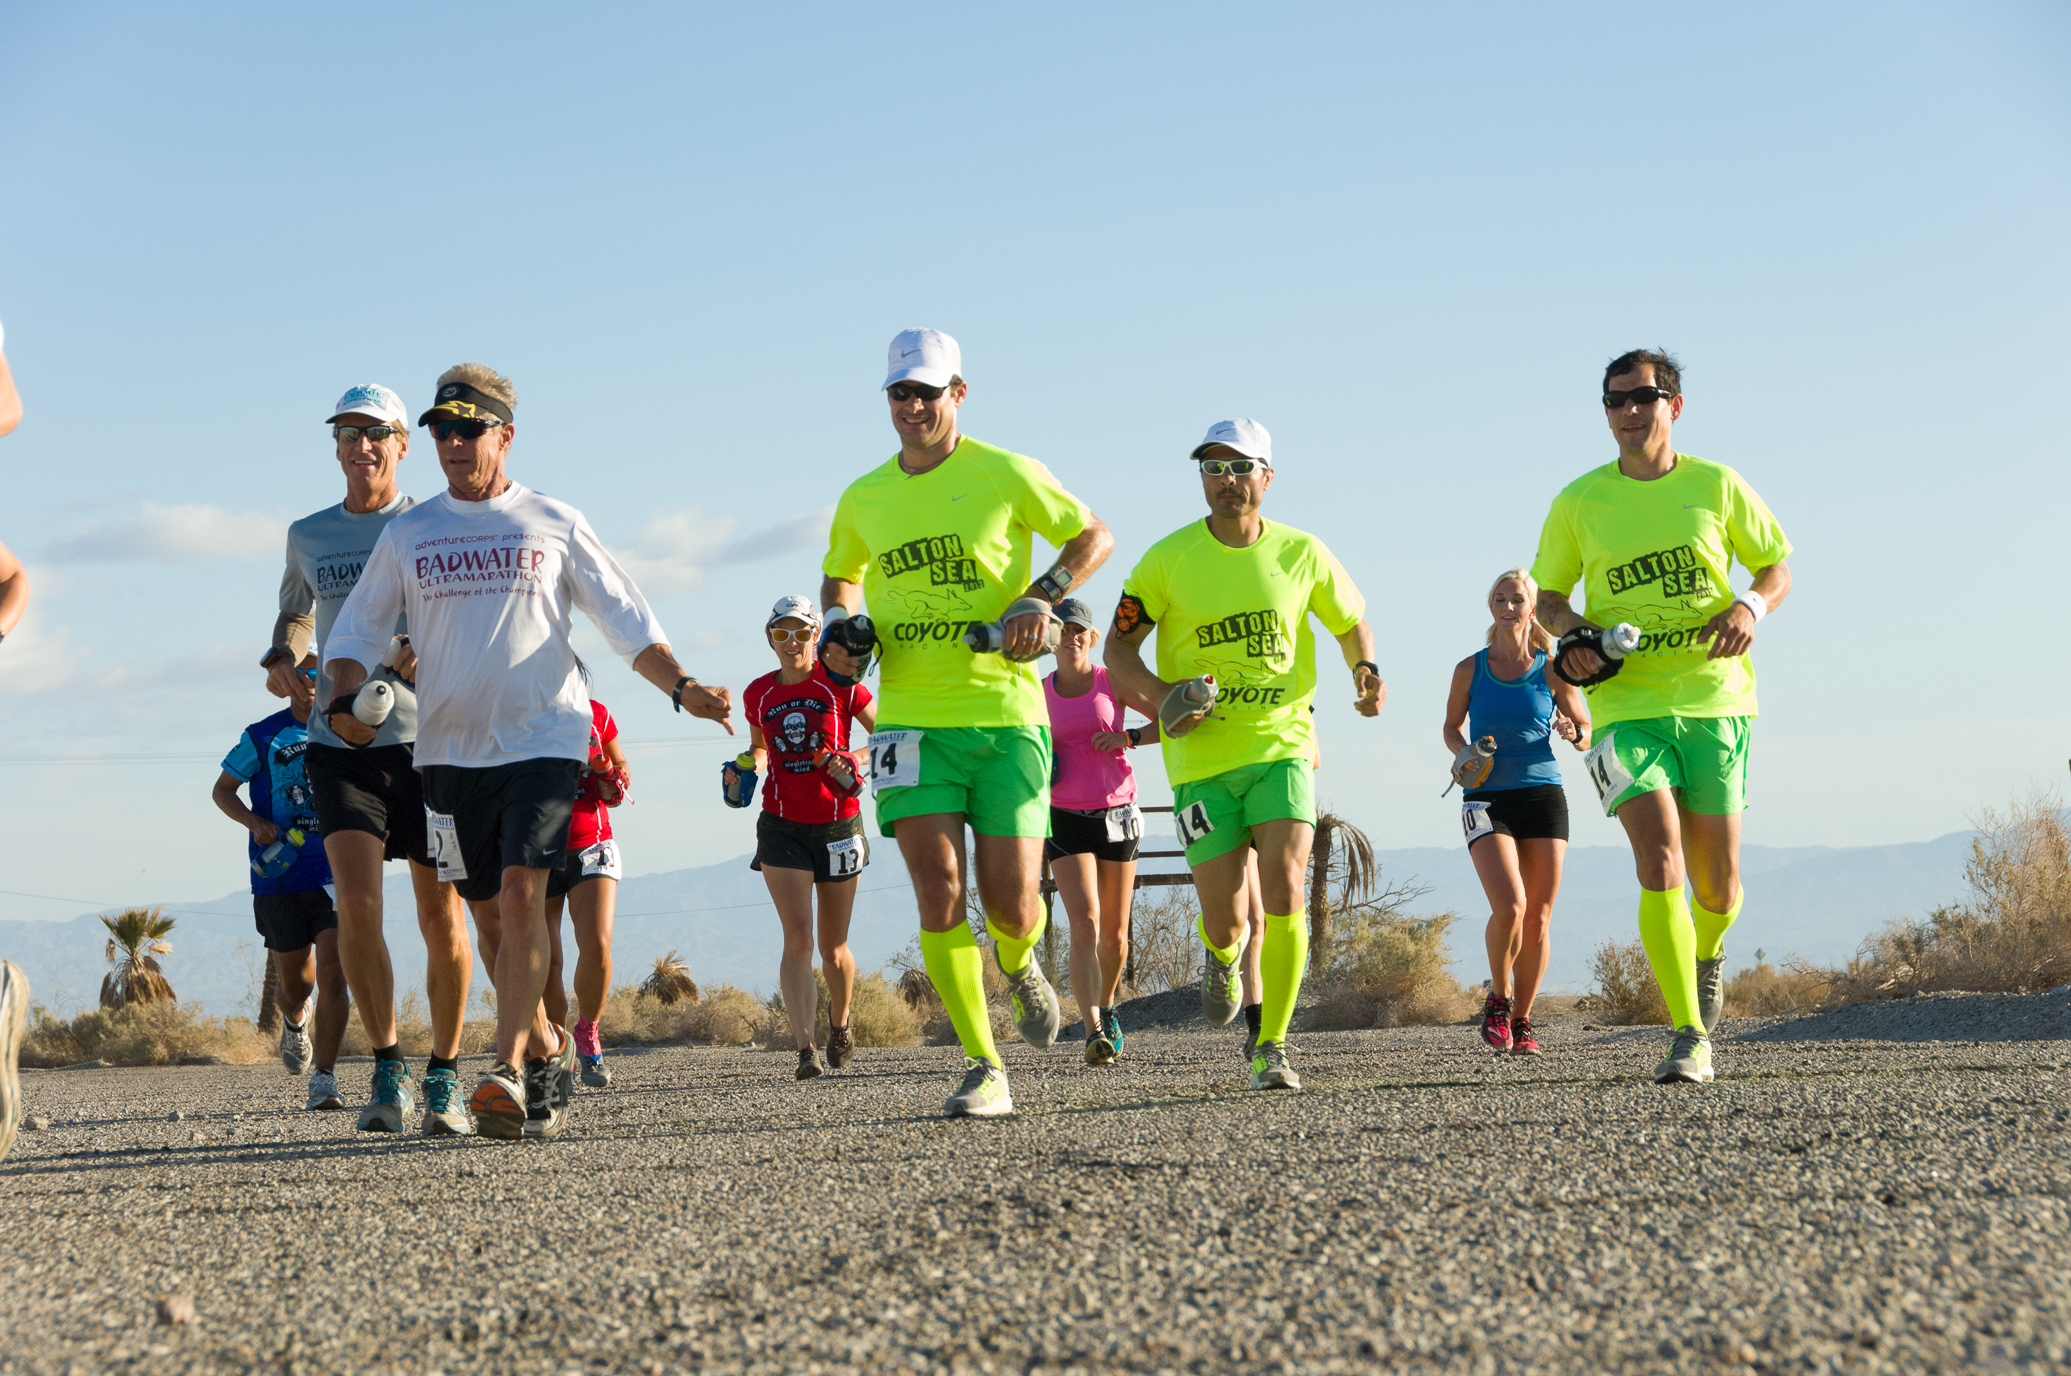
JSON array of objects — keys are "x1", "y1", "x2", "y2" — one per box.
[
  {"x1": 1104, "y1": 803, "x2": 1143, "y2": 844},
  {"x1": 1174, "y1": 800, "x2": 1216, "y2": 849},
  {"x1": 1584, "y1": 731, "x2": 1635, "y2": 815},
  {"x1": 579, "y1": 839, "x2": 623, "y2": 880},
  {"x1": 1462, "y1": 801, "x2": 1494, "y2": 843},
  {"x1": 825, "y1": 834, "x2": 865, "y2": 878},
  {"x1": 867, "y1": 730, "x2": 924, "y2": 792},
  {"x1": 426, "y1": 809, "x2": 466, "y2": 884}
]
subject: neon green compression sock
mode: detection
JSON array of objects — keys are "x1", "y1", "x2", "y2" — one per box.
[
  {"x1": 1195, "y1": 914, "x2": 1241, "y2": 966},
  {"x1": 920, "y1": 924, "x2": 1000, "y2": 1065},
  {"x1": 1636, "y1": 887, "x2": 1704, "y2": 1030},
  {"x1": 986, "y1": 912, "x2": 1045, "y2": 976},
  {"x1": 1259, "y1": 910, "x2": 1309, "y2": 1045},
  {"x1": 1692, "y1": 886, "x2": 1744, "y2": 962}
]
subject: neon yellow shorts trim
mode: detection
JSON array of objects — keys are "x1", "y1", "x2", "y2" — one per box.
[
  {"x1": 1582, "y1": 715, "x2": 1751, "y2": 818},
  {"x1": 870, "y1": 724, "x2": 1052, "y2": 839},
  {"x1": 1171, "y1": 757, "x2": 1316, "y2": 866}
]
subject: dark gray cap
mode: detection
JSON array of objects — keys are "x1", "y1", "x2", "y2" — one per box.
[{"x1": 1054, "y1": 597, "x2": 1096, "y2": 629}]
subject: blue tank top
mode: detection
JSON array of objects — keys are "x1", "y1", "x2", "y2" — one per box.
[{"x1": 1465, "y1": 649, "x2": 1562, "y2": 793}]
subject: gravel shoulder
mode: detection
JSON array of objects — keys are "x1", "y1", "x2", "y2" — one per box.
[{"x1": 2, "y1": 991, "x2": 2066, "y2": 1375}]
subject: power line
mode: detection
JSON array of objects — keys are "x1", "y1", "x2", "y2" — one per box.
[{"x1": 0, "y1": 735, "x2": 738, "y2": 765}]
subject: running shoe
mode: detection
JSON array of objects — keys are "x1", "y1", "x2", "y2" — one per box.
[
  {"x1": 0, "y1": 960, "x2": 27, "y2": 1164},
  {"x1": 470, "y1": 1063, "x2": 526, "y2": 1141},
  {"x1": 1107, "y1": 1007, "x2": 1125, "y2": 1056},
  {"x1": 522, "y1": 1060, "x2": 565, "y2": 1140},
  {"x1": 826, "y1": 1025, "x2": 854, "y2": 1070},
  {"x1": 997, "y1": 954, "x2": 1061, "y2": 1050},
  {"x1": 797, "y1": 1048, "x2": 825, "y2": 1081},
  {"x1": 1085, "y1": 1008, "x2": 1116, "y2": 1067},
  {"x1": 306, "y1": 1069, "x2": 345, "y2": 1111},
  {"x1": 1510, "y1": 1016, "x2": 1541, "y2": 1056},
  {"x1": 356, "y1": 1057, "x2": 415, "y2": 1133},
  {"x1": 1250, "y1": 1039, "x2": 1301, "y2": 1091},
  {"x1": 420, "y1": 1067, "x2": 472, "y2": 1135},
  {"x1": 1200, "y1": 933, "x2": 1245, "y2": 1027},
  {"x1": 579, "y1": 1054, "x2": 612, "y2": 1089},
  {"x1": 278, "y1": 1016, "x2": 313, "y2": 1076},
  {"x1": 944, "y1": 1057, "x2": 1013, "y2": 1118},
  {"x1": 547, "y1": 1023, "x2": 577, "y2": 1109},
  {"x1": 1479, "y1": 992, "x2": 1513, "y2": 1051},
  {"x1": 1695, "y1": 952, "x2": 1728, "y2": 1035},
  {"x1": 1653, "y1": 1025, "x2": 1715, "y2": 1085}
]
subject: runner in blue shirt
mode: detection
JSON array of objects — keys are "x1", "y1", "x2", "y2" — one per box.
[{"x1": 211, "y1": 656, "x2": 350, "y2": 1110}]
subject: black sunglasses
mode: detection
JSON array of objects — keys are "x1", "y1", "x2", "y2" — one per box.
[
  {"x1": 333, "y1": 424, "x2": 403, "y2": 444},
  {"x1": 1602, "y1": 386, "x2": 1677, "y2": 409},
  {"x1": 887, "y1": 381, "x2": 948, "y2": 404},
  {"x1": 429, "y1": 418, "x2": 503, "y2": 442}
]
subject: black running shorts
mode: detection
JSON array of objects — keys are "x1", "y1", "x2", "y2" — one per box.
[
  {"x1": 252, "y1": 886, "x2": 338, "y2": 954},
  {"x1": 1044, "y1": 803, "x2": 1142, "y2": 864},
  {"x1": 545, "y1": 837, "x2": 624, "y2": 900},
  {"x1": 308, "y1": 742, "x2": 432, "y2": 866},
  {"x1": 751, "y1": 811, "x2": 867, "y2": 884},
  {"x1": 419, "y1": 759, "x2": 581, "y2": 903},
  {"x1": 1462, "y1": 783, "x2": 1570, "y2": 847}
]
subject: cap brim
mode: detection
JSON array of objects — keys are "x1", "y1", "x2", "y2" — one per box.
[
  {"x1": 1190, "y1": 441, "x2": 1270, "y2": 464},
  {"x1": 328, "y1": 410, "x2": 404, "y2": 426},
  {"x1": 883, "y1": 364, "x2": 958, "y2": 390}
]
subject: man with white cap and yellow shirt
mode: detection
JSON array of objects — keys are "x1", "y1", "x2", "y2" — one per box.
[
  {"x1": 1105, "y1": 419, "x2": 1383, "y2": 1091},
  {"x1": 820, "y1": 328, "x2": 1113, "y2": 1117}
]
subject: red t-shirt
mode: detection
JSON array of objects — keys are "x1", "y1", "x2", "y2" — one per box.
[
  {"x1": 567, "y1": 699, "x2": 620, "y2": 849},
  {"x1": 745, "y1": 666, "x2": 872, "y2": 823}
]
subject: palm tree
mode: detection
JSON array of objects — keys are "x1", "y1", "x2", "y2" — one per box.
[
  {"x1": 641, "y1": 950, "x2": 700, "y2": 1006},
  {"x1": 100, "y1": 907, "x2": 176, "y2": 1009}
]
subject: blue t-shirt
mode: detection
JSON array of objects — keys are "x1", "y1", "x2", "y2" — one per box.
[
  {"x1": 1465, "y1": 649, "x2": 1563, "y2": 793},
  {"x1": 222, "y1": 709, "x2": 331, "y2": 894}
]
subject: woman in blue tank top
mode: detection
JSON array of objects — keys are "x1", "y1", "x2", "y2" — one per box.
[{"x1": 1443, "y1": 568, "x2": 1590, "y2": 1056}]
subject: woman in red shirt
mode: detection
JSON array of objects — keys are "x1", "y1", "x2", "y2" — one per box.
[
  {"x1": 729, "y1": 596, "x2": 875, "y2": 1081},
  {"x1": 543, "y1": 670, "x2": 630, "y2": 1089}
]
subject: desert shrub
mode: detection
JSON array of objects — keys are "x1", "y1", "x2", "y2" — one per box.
[
  {"x1": 810, "y1": 969, "x2": 921, "y2": 1048},
  {"x1": 1308, "y1": 909, "x2": 1472, "y2": 1030},
  {"x1": 680, "y1": 982, "x2": 779, "y2": 1045},
  {"x1": 337, "y1": 984, "x2": 496, "y2": 1059},
  {"x1": 22, "y1": 1001, "x2": 270, "y2": 1068},
  {"x1": 1588, "y1": 937, "x2": 1671, "y2": 1026},
  {"x1": 1723, "y1": 953, "x2": 1824, "y2": 1018},
  {"x1": 99, "y1": 908, "x2": 177, "y2": 1009}
]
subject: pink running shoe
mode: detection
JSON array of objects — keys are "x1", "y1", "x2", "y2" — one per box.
[
  {"x1": 1510, "y1": 1015, "x2": 1541, "y2": 1056},
  {"x1": 573, "y1": 1019, "x2": 603, "y2": 1059},
  {"x1": 1479, "y1": 993, "x2": 1512, "y2": 1051}
]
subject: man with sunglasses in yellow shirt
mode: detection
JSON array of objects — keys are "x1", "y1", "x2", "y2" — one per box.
[
  {"x1": 1532, "y1": 349, "x2": 1793, "y2": 1086},
  {"x1": 1106, "y1": 419, "x2": 1383, "y2": 1093},
  {"x1": 821, "y1": 328, "x2": 1113, "y2": 1118}
]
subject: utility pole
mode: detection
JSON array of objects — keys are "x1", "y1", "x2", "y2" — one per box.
[{"x1": 1309, "y1": 815, "x2": 1335, "y2": 952}]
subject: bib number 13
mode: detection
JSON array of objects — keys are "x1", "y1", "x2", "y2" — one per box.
[{"x1": 867, "y1": 730, "x2": 924, "y2": 792}]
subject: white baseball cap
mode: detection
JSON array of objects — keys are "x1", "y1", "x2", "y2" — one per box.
[
  {"x1": 766, "y1": 594, "x2": 821, "y2": 629},
  {"x1": 327, "y1": 383, "x2": 409, "y2": 427},
  {"x1": 883, "y1": 328, "x2": 962, "y2": 390},
  {"x1": 1190, "y1": 417, "x2": 1273, "y2": 466}
]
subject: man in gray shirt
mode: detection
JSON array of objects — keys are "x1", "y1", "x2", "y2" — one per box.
[{"x1": 261, "y1": 383, "x2": 472, "y2": 1135}]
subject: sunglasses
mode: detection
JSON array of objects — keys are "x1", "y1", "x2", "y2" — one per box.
[
  {"x1": 1602, "y1": 386, "x2": 1677, "y2": 409},
  {"x1": 768, "y1": 626, "x2": 816, "y2": 643},
  {"x1": 886, "y1": 381, "x2": 948, "y2": 404},
  {"x1": 429, "y1": 418, "x2": 503, "y2": 442},
  {"x1": 333, "y1": 425, "x2": 403, "y2": 444},
  {"x1": 1198, "y1": 457, "x2": 1264, "y2": 476}
]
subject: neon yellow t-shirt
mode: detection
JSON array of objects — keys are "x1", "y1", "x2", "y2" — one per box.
[
  {"x1": 1530, "y1": 454, "x2": 1792, "y2": 726},
  {"x1": 1121, "y1": 519, "x2": 1365, "y2": 785},
  {"x1": 823, "y1": 436, "x2": 1090, "y2": 728}
]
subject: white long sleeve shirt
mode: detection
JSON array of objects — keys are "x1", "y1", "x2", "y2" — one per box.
[{"x1": 326, "y1": 483, "x2": 668, "y2": 769}]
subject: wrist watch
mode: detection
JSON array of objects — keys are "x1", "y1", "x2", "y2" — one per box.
[
  {"x1": 672, "y1": 675, "x2": 698, "y2": 713},
  {"x1": 1126, "y1": 726, "x2": 1141, "y2": 748}
]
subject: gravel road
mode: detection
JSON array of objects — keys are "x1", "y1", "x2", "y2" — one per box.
[{"x1": 2, "y1": 991, "x2": 2066, "y2": 1375}]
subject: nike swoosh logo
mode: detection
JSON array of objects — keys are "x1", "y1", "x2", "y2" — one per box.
[
  {"x1": 900, "y1": 348, "x2": 920, "y2": 357},
  {"x1": 951, "y1": 495, "x2": 964, "y2": 501},
  {"x1": 1682, "y1": 504, "x2": 1706, "y2": 509}
]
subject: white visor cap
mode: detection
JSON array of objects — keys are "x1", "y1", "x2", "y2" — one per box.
[
  {"x1": 767, "y1": 594, "x2": 822, "y2": 629},
  {"x1": 1190, "y1": 417, "x2": 1273, "y2": 467},
  {"x1": 327, "y1": 383, "x2": 409, "y2": 427},
  {"x1": 883, "y1": 327, "x2": 962, "y2": 390}
]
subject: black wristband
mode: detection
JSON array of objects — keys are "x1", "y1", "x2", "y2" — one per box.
[
  {"x1": 1036, "y1": 565, "x2": 1074, "y2": 602},
  {"x1": 1354, "y1": 660, "x2": 1380, "y2": 677},
  {"x1": 672, "y1": 676, "x2": 696, "y2": 713},
  {"x1": 1126, "y1": 726, "x2": 1141, "y2": 748}
]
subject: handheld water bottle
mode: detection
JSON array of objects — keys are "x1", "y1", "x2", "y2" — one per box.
[
  {"x1": 962, "y1": 598, "x2": 1061, "y2": 661},
  {"x1": 253, "y1": 827, "x2": 308, "y2": 879},
  {"x1": 1444, "y1": 737, "x2": 1497, "y2": 796},
  {"x1": 1158, "y1": 675, "x2": 1219, "y2": 733},
  {"x1": 721, "y1": 752, "x2": 759, "y2": 809}
]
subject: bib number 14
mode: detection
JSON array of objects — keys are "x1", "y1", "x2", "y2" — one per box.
[
  {"x1": 867, "y1": 730, "x2": 924, "y2": 792},
  {"x1": 1173, "y1": 800, "x2": 1215, "y2": 849}
]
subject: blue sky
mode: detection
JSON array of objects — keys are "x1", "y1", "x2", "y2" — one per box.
[{"x1": 0, "y1": 2, "x2": 2065, "y2": 925}]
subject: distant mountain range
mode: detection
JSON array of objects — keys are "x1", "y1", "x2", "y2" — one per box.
[{"x1": 1, "y1": 832, "x2": 1977, "y2": 1020}]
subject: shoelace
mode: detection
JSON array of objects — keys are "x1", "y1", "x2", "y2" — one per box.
[{"x1": 1512, "y1": 1017, "x2": 1534, "y2": 1045}]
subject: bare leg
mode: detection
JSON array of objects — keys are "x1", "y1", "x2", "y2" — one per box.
[
  {"x1": 1470, "y1": 834, "x2": 1528, "y2": 999},
  {"x1": 273, "y1": 947, "x2": 316, "y2": 1026},
  {"x1": 310, "y1": 928, "x2": 349, "y2": 1071},
  {"x1": 814, "y1": 878, "x2": 857, "y2": 1031},
  {"x1": 325, "y1": 830, "x2": 397, "y2": 1048},
  {"x1": 411, "y1": 861, "x2": 470, "y2": 1061},
  {"x1": 483, "y1": 870, "x2": 558, "y2": 1067},
  {"x1": 764, "y1": 865, "x2": 820, "y2": 1050},
  {"x1": 570, "y1": 877, "x2": 616, "y2": 1024},
  {"x1": 1239, "y1": 853, "x2": 1265, "y2": 1007},
  {"x1": 972, "y1": 833, "x2": 1046, "y2": 939},
  {"x1": 1510, "y1": 838, "x2": 1565, "y2": 1018},
  {"x1": 542, "y1": 890, "x2": 569, "y2": 1030},
  {"x1": 1095, "y1": 856, "x2": 1135, "y2": 1007},
  {"x1": 1677, "y1": 809, "x2": 1742, "y2": 914},
  {"x1": 1053, "y1": 852, "x2": 1103, "y2": 1016},
  {"x1": 896, "y1": 814, "x2": 970, "y2": 936}
]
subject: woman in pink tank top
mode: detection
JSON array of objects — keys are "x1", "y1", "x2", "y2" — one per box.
[{"x1": 1043, "y1": 599, "x2": 1158, "y2": 1066}]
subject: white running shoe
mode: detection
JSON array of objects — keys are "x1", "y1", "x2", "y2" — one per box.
[
  {"x1": 0, "y1": 960, "x2": 27, "y2": 1164},
  {"x1": 278, "y1": 1018, "x2": 313, "y2": 1076},
  {"x1": 1250, "y1": 1039, "x2": 1301, "y2": 1091},
  {"x1": 996, "y1": 957, "x2": 1061, "y2": 1050},
  {"x1": 306, "y1": 1069, "x2": 345, "y2": 1111},
  {"x1": 1654, "y1": 1026, "x2": 1715, "y2": 1084},
  {"x1": 944, "y1": 1057, "x2": 1013, "y2": 1118},
  {"x1": 1201, "y1": 933, "x2": 1245, "y2": 1027}
]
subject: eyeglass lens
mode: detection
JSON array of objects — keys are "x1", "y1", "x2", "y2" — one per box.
[
  {"x1": 1602, "y1": 386, "x2": 1674, "y2": 409},
  {"x1": 334, "y1": 425, "x2": 401, "y2": 443},
  {"x1": 1199, "y1": 458, "x2": 1259, "y2": 476},
  {"x1": 430, "y1": 419, "x2": 496, "y2": 441},
  {"x1": 887, "y1": 382, "x2": 946, "y2": 403}
]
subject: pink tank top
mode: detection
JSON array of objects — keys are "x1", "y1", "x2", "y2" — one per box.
[{"x1": 1044, "y1": 667, "x2": 1137, "y2": 810}]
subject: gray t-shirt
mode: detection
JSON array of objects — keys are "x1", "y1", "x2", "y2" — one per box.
[{"x1": 280, "y1": 495, "x2": 419, "y2": 748}]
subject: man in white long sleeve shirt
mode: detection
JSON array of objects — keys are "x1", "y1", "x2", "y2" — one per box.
[{"x1": 327, "y1": 363, "x2": 733, "y2": 1140}]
